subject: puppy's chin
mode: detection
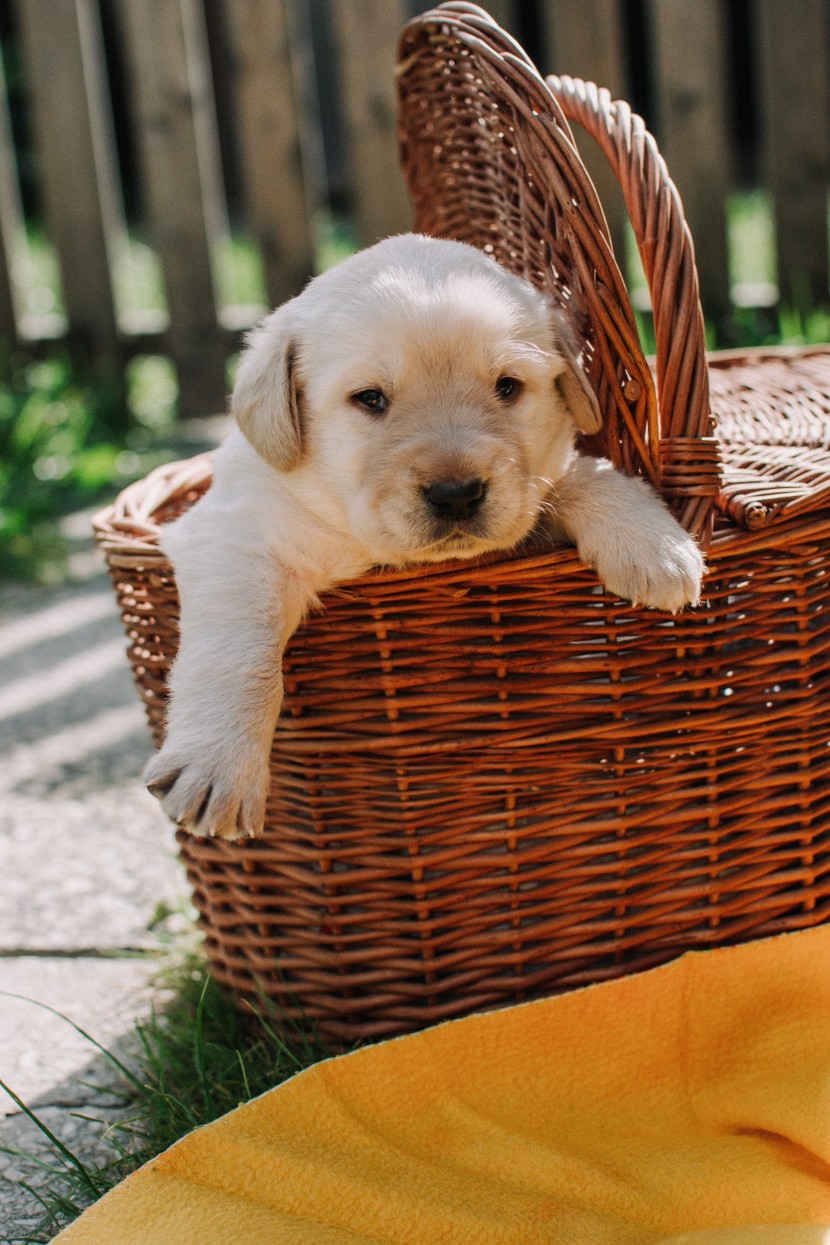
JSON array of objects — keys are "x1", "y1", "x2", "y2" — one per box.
[
  {"x1": 369, "y1": 514, "x2": 538, "y2": 566},
  {"x1": 407, "y1": 531, "x2": 497, "y2": 564}
]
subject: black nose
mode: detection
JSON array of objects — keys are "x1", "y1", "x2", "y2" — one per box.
[{"x1": 422, "y1": 478, "x2": 487, "y2": 520}]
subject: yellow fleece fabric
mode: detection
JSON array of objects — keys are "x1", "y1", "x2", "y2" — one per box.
[{"x1": 56, "y1": 926, "x2": 830, "y2": 1244}]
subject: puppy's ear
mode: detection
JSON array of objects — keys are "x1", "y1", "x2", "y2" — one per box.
[
  {"x1": 232, "y1": 306, "x2": 303, "y2": 471},
  {"x1": 550, "y1": 311, "x2": 603, "y2": 436}
]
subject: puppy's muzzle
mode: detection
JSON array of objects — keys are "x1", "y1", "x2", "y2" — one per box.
[{"x1": 422, "y1": 478, "x2": 488, "y2": 521}]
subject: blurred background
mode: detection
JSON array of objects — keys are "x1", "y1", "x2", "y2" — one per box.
[{"x1": 0, "y1": 0, "x2": 829, "y2": 581}]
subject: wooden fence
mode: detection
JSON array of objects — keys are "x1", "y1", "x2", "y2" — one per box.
[{"x1": 0, "y1": 0, "x2": 828, "y2": 418}]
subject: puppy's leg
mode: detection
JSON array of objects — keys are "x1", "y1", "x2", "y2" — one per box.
[
  {"x1": 143, "y1": 518, "x2": 312, "y2": 840},
  {"x1": 545, "y1": 455, "x2": 705, "y2": 612}
]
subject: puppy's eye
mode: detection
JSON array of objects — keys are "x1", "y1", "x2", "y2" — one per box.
[
  {"x1": 351, "y1": 388, "x2": 388, "y2": 415},
  {"x1": 495, "y1": 376, "x2": 523, "y2": 402}
]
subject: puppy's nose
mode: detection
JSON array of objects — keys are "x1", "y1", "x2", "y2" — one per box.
[{"x1": 423, "y1": 478, "x2": 487, "y2": 520}]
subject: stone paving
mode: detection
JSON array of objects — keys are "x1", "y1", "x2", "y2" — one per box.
[
  {"x1": 0, "y1": 425, "x2": 226, "y2": 1240},
  {"x1": 0, "y1": 566, "x2": 189, "y2": 1240}
]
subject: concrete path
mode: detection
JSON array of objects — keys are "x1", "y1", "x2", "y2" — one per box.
[
  {"x1": 0, "y1": 559, "x2": 188, "y2": 1240},
  {"x1": 0, "y1": 424, "x2": 225, "y2": 1240}
]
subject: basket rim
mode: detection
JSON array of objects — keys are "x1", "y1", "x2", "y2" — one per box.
[
  {"x1": 92, "y1": 451, "x2": 593, "y2": 589},
  {"x1": 93, "y1": 336, "x2": 830, "y2": 568}
]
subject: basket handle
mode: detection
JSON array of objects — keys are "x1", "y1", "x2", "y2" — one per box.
[
  {"x1": 398, "y1": 3, "x2": 720, "y2": 544},
  {"x1": 546, "y1": 74, "x2": 720, "y2": 543}
]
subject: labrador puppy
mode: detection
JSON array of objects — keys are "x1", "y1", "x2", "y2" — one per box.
[{"x1": 145, "y1": 233, "x2": 704, "y2": 840}]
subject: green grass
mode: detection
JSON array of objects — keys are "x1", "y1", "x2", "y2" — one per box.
[
  {"x1": 1, "y1": 960, "x2": 329, "y2": 1244},
  {"x1": 0, "y1": 351, "x2": 178, "y2": 582},
  {"x1": 314, "y1": 210, "x2": 360, "y2": 273},
  {"x1": 727, "y1": 188, "x2": 778, "y2": 306}
]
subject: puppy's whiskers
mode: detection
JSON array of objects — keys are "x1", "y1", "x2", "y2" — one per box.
[{"x1": 529, "y1": 476, "x2": 561, "y2": 518}]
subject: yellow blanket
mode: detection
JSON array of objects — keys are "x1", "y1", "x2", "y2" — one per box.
[{"x1": 57, "y1": 925, "x2": 830, "y2": 1244}]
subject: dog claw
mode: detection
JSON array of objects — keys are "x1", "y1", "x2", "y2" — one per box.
[
  {"x1": 195, "y1": 786, "x2": 213, "y2": 826},
  {"x1": 146, "y1": 773, "x2": 179, "y2": 799}
]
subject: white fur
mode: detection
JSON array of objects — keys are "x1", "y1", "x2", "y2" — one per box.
[{"x1": 145, "y1": 234, "x2": 704, "y2": 839}]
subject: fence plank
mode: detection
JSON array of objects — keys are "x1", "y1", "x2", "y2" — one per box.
[
  {"x1": 15, "y1": 0, "x2": 123, "y2": 352},
  {"x1": 540, "y1": 0, "x2": 629, "y2": 281},
  {"x1": 539, "y1": 0, "x2": 626, "y2": 99},
  {"x1": 648, "y1": 0, "x2": 732, "y2": 320},
  {"x1": 756, "y1": 0, "x2": 830, "y2": 306},
  {"x1": 479, "y1": 1, "x2": 517, "y2": 34},
  {"x1": 120, "y1": 0, "x2": 229, "y2": 418},
  {"x1": 0, "y1": 47, "x2": 23, "y2": 346},
  {"x1": 224, "y1": 0, "x2": 315, "y2": 308},
  {"x1": 330, "y1": 0, "x2": 412, "y2": 246}
]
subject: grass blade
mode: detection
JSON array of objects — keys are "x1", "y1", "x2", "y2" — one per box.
[
  {"x1": 0, "y1": 1076, "x2": 103, "y2": 1198},
  {"x1": 192, "y1": 974, "x2": 215, "y2": 1118}
]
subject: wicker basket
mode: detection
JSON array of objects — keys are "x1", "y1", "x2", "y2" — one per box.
[{"x1": 94, "y1": 3, "x2": 830, "y2": 1045}]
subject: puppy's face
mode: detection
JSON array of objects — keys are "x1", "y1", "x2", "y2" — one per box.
[{"x1": 233, "y1": 235, "x2": 600, "y2": 565}]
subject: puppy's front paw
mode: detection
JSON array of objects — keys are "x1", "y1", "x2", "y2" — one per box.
[
  {"x1": 144, "y1": 737, "x2": 270, "y2": 840},
  {"x1": 589, "y1": 527, "x2": 705, "y2": 613}
]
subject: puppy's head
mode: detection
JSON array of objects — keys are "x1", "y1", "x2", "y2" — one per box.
[{"x1": 233, "y1": 234, "x2": 600, "y2": 564}]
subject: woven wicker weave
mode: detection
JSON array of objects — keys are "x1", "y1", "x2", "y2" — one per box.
[{"x1": 95, "y1": 3, "x2": 830, "y2": 1044}]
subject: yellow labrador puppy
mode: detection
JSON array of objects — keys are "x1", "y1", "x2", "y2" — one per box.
[{"x1": 146, "y1": 234, "x2": 704, "y2": 839}]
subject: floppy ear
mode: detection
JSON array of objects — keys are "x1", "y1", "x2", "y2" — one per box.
[
  {"x1": 550, "y1": 311, "x2": 603, "y2": 436},
  {"x1": 232, "y1": 305, "x2": 303, "y2": 471}
]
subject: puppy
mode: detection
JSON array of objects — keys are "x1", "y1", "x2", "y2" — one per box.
[{"x1": 145, "y1": 233, "x2": 704, "y2": 840}]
